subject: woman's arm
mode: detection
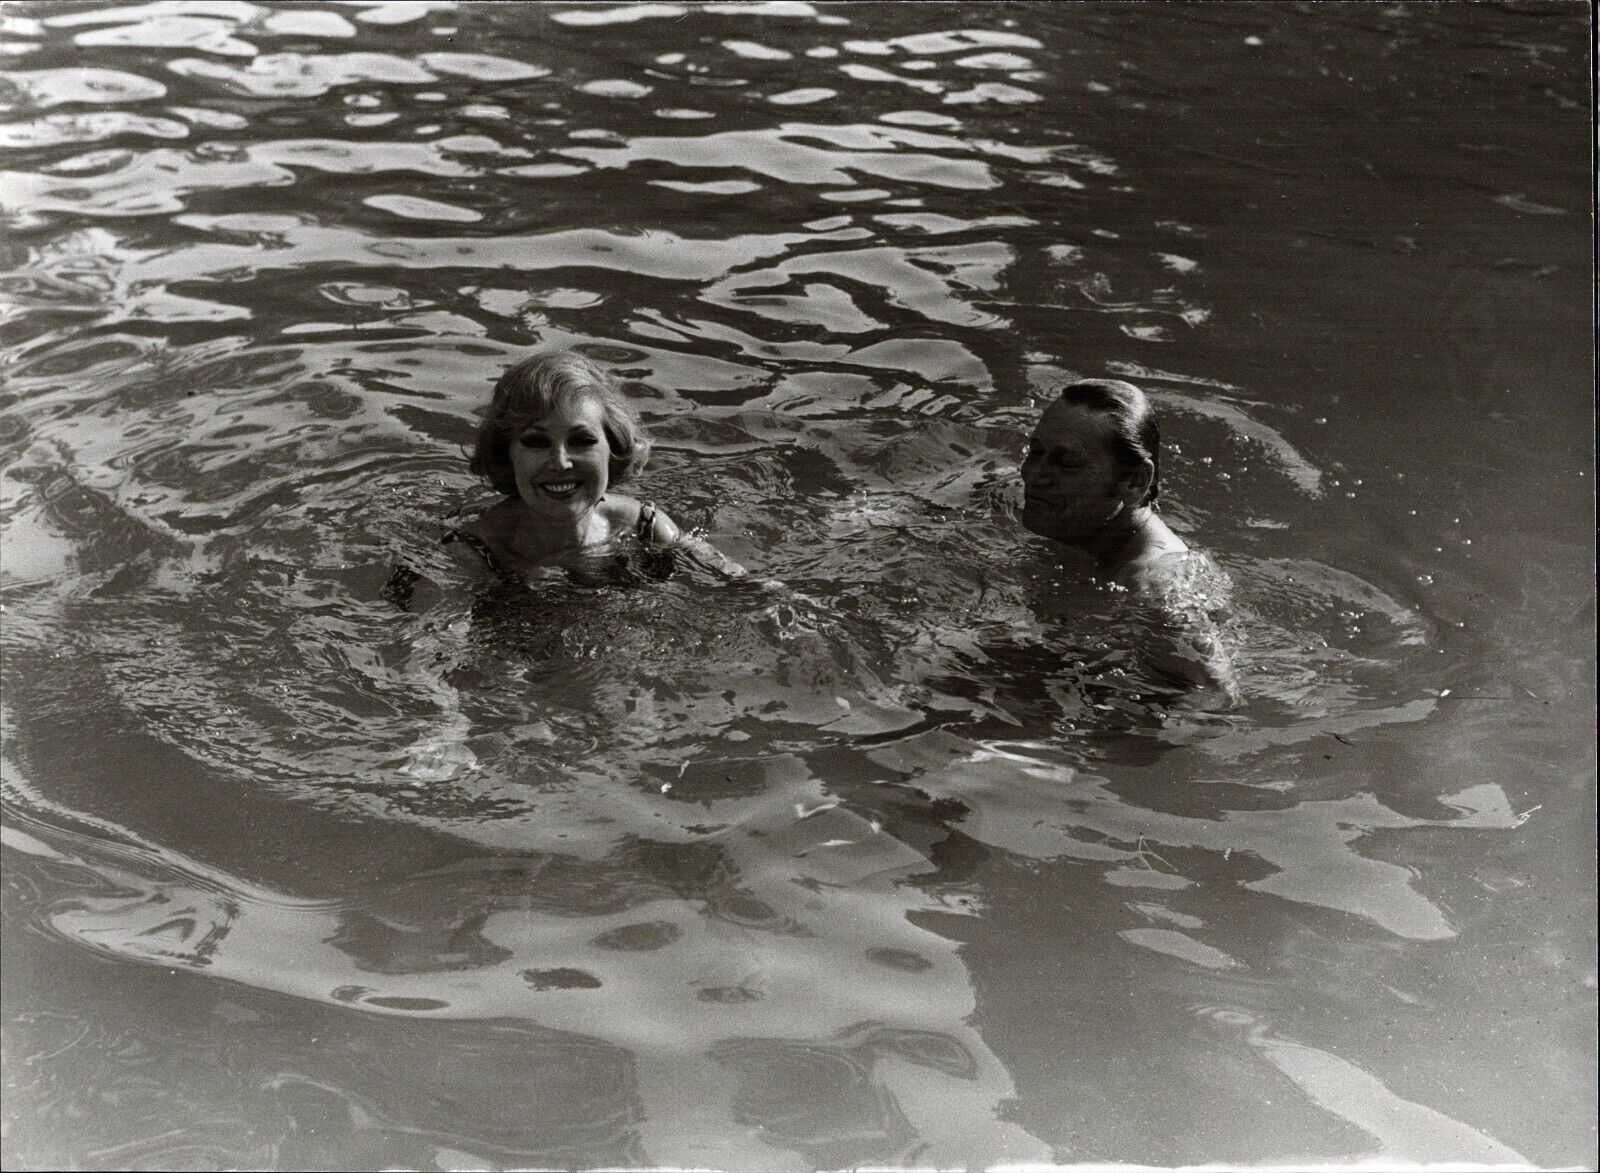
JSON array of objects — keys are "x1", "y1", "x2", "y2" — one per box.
[
  {"x1": 398, "y1": 612, "x2": 480, "y2": 780},
  {"x1": 384, "y1": 536, "x2": 490, "y2": 780},
  {"x1": 648, "y1": 508, "x2": 750, "y2": 578}
]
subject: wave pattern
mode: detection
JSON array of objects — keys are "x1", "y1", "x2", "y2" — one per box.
[{"x1": 2, "y1": 2, "x2": 1592, "y2": 1169}]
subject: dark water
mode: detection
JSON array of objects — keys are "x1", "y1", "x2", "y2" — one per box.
[{"x1": 1, "y1": 2, "x2": 1593, "y2": 1168}]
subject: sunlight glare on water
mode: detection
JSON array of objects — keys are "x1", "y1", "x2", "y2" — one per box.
[{"x1": 1, "y1": 2, "x2": 1593, "y2": 1169}]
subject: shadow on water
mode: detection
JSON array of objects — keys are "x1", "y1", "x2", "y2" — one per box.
[{"x1": 2, "y1": 1, "x2": 1592, "y2": 1169}]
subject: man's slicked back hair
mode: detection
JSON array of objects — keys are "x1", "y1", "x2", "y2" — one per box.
[{"x1": 1057, "y1": 378, "x2": 1161, "y2": 508}]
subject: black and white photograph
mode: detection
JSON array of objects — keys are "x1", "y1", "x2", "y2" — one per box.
[{"x1": 1, "y1": 1, "x2": 1594, "y2": 1170}]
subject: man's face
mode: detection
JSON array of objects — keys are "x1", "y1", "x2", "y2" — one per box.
[{"x1": 1019, "y1": 401, "x2": 1135, "y2": 542}]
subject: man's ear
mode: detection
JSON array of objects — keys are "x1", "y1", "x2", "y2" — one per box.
[{"x1": 1121, "y1": 459, "x2": 1155, "y2": 506}]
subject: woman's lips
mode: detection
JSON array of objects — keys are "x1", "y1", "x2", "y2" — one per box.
[{"x1": 538, "y1": 479, "x2": 581, "y2": 499}]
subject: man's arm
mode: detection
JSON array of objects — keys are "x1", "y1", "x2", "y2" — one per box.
[
  {"x1": 1123, "y1": 550, "x2": 1239, "y2": 708},
  {"x1": 1138, "y1": 622, "x2": 1239, "y2": 708}
]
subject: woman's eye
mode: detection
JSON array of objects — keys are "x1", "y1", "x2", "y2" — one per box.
[
  {"x1": 570, "y1": 433, "x2": 598, "y2": 448},
  {"x1": 520, "y1": 435, "x2": 549, "y2": 448}
]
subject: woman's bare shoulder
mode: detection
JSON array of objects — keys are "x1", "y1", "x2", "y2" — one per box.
[
  {"x1": 599, "y1": 493, "x2": 642, "y2": 524},
  {"x1": 602, "y1": 494, "x2": 681, "y2": 543},
  {"x1": 443, "y1": 502, "x2": 515, "y2": 570},
  {"x1": 646, "y1": 505, "x2": 681, "y2": 544}
]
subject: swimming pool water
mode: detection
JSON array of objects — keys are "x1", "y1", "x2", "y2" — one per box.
[{"x1": 1, "y1": 2, "x2": 1593, "y2": 1168}]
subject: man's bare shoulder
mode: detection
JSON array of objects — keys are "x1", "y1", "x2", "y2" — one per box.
[
  {"x1": 1118, "y1": 547, "x2": 1227, "y2": 601},
  {"x1": 1121, "y1": 549, "x2": 1238, "y2": 705}
]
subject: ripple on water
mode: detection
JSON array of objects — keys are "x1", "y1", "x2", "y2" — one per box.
[
  {"x1": 0, "y1": 111, "x2": 189, "y2": 149},
  {"x1": 68, "y1": 15, "x2": 261, "y2": 56},
  {"x1": 363, "y1": 193, "x2": 484, "y2": 223},
  {"x1": 846, "y1": 30, "x2": 1044, "y2": 56},
  {"x1": 578, "y1": 79, "x2": 654, "y2": 100},
  {"x1": 555, "y1": 123, "x2": 999, "y2": 189},
  {"x1": 768, "y1": 87, "x2": 836, "y2": 105},
  {"x1": 550, "y1": 4, "x2": 689, "y2": 26},
  {"x1": 0, "y1": 67, "x2": 167, "y2": 109},
  {"x1": 417, "y1": 51, "x2": 550, "y2": 81},
  {"x1": 166, "y1": 51, "x2": 439, "y2": 97},
  {"x1": 2, "y1": 4, "x2": 1585, "y2": 1168}
]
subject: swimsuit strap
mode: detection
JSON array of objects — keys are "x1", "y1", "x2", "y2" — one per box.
[
  {"x1": 381, "y1": 563, "x2": 420, "y2": 610},
  {"x1": 442, "y1": 528, "x2": 507, "y2": 576},
  {"x1": 636, "y1": 501, "x2": 658, "y2": 546}
]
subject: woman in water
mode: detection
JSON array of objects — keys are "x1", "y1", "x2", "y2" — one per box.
[
  {"x1": 1019, "y1": 377, "x2": 1237, "y2": 702},
  {"x1": 393, "y1": 349, "x2": 747, "y2": 778},
  {"x1": 444, "y1": 349, "x2": 741, "y2": 580}
]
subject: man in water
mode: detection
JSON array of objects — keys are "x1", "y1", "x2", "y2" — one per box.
[{"x1": 1020, "y1": 378, "x2": 1237, "y2": 701}]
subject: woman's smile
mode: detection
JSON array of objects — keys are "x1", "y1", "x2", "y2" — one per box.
[{"x1": 510, "y1": 397, "x2": 613, "y2": 517}]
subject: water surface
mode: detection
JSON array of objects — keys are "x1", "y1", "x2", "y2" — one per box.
[{"x1": 2, "y1": 2, "x2": 1594, "y2": 1168}]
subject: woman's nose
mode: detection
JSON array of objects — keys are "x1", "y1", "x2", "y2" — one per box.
[{"x1": 551, "y1": 446, "x2": 573, "y2": 469}]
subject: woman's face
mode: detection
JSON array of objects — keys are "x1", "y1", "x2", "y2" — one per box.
[
  {"x1": 509, "y1": 395, "x2": 611, "y2": 519},
  {"x1": 1019, "y1": 401, "x2": 1136, "y2": 542}
]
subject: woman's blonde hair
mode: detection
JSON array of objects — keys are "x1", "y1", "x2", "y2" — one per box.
[{"x1": 469, "y1": 350, "x2": 650, "y2": 495}]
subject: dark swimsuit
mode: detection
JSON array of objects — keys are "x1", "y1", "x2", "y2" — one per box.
[
  {"x1": 441, "y1": 502, "x2": 667, "y2": 581},
  {"x1": 385, "y1": 505, "x2": 669, "y2": 611}
]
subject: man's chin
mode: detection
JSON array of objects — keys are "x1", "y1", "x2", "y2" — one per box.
[{"x1": 1019, "y1": 504, "x2": 1070, "y2": 541}]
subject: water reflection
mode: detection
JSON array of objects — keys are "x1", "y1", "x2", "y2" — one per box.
[
  {"x1": 7, "y1": 780, "x2": 1049, "y2": 1168},
  {"x1": 3, "y1": 0, "x2": 1590, "y2": 1168}
]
